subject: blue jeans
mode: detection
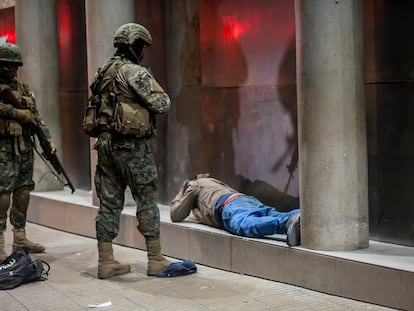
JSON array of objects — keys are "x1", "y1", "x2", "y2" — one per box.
[{"x1": 215, "y1": 195, "x2": 300, "y2": 237}]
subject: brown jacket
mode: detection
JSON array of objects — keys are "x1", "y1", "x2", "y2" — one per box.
[{"x1": 170, "y1": 177, "x2": 239, "y2": 228}]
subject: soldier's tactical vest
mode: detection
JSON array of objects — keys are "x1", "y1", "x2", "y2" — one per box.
[
  {"x1": 82, "y1": 59, "x2": 154, "y2": 138},
  {"x1": 0, "y1": 82, "x2": 35, "y2": 138}
]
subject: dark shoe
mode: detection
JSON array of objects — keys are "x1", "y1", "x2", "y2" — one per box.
[{"x1": 286, "y1": 213, "x2": 301, "y2": 246}]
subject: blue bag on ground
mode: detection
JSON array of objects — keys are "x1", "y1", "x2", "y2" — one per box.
[
  {"x1": 156, "y1": 260, "x2": 197, "y2": 277},
  {"x1": 0, "y1": 248, "x2": 50, "y2": 290}
]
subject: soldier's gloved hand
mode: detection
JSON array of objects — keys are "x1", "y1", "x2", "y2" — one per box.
[
  {"x1": 48, "y1": 140, "x2": 56, "y2": 154},
  {"x1": 15, "y1": 109, "x2": 32, "y2": 123},
  {"x1": 7, "y1": 120, "x2": 22, "y2": 136}
]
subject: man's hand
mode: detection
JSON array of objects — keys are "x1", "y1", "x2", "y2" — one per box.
[
  {"x1": 179, "y1": 173, "x2": 209, "y2": 195},
  {"x1": 196, "y1": 173, "x2": 209, "y2": 179},
  {"x1": 179, "y1": 179, "x2": 190, "y2": 195},
  {"x1": 48, "y1": 140, "x2": 56, "y2": 154},
  {"x1": 7, "y1": 120, "x2": 22, "y2": 136},
  {"x1": 15, "y1": 109, "x2": 32, "y2": 123}
]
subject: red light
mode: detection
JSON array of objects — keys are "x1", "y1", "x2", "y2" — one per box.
[
  {"x1": 222, "y1": 16, "x2": 246, "y2": 43},
  {"x1": 0, "y1": 29, "x2": 16, "y2": 43},
  {"x1": 58, "y1": 1, "x2": 71, "y2": 47}
]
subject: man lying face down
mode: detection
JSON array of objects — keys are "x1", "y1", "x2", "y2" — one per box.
[{"x1": 170, "y1": 173, "x2": 301, "y2": 246}]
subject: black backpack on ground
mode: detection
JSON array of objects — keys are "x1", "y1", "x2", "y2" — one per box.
[{"x1": 0, "y1": 248, "x2": 50, "y2": 290}]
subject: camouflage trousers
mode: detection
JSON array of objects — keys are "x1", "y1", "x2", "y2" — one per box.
[
  {"x1": 94, "y1": 132, "x2": 160, "y2": 242},
  {"x1": 0, "y1": 137, "x2": 35, "y2": 232}
]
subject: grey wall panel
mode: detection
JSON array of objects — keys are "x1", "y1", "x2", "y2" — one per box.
[{"x1": 163, "y1": 0, "x2": 299, "y2": 211}]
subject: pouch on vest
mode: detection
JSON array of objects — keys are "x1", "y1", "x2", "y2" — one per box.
[
  {"x1": 113, "y1": 101, "x2": 152, "y2": 137},
  {"x1": 82, "y1": 104, "x2": 99, "y2": 137},
  {"x1": 0, "y1": 119, "x2": 6, "y2": 136},
  {"x1": 83, "y1": 92, "x2": 116, "y2": 137}
]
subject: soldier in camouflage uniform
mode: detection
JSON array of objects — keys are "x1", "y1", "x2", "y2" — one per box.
[
  {"x1": 0, "y1": 43, "x2": 56, "y2": 261},
  {"x1": 91, "y1": 23, "x2": 171, "y2": 279}
]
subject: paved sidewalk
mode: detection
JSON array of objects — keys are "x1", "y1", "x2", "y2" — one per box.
[{"x1": 0, "y1": 223, "x2": 396, "y2": 311}]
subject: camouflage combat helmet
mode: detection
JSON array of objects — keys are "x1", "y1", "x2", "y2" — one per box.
[
  {"x1": 113, "y1": 23, "x2": 152, "y2": 47},
  {"x1": 0, "y1": 43, "x2": 23, "y2": 66}
]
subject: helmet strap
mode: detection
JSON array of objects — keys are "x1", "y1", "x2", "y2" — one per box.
[
  {"x1": 127, "y1": 45, "x2": 144, "y2": 64},
  {"x1": 127, "y1": 46, "x2": 139, "y2": 63}
]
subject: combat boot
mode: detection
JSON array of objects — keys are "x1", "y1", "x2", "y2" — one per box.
[
  {"x1": 146, "y1": 239, "x2": 171, "y2": 276},
  {"x1": 12, "y1": 228, "x2": 45, "y2": 253},
  {"x1": 97, "y1": 242, "x2": 130, "y2": 279},
  {"x1": 0, "y1": 232, "x2": 7, "y2": 262}
]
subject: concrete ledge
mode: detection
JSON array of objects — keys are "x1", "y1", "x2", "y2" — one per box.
[{"x1": 28, "y1": 189, "x2": 414, "y2": 310}]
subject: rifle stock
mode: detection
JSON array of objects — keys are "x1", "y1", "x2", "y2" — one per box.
[{"x1": 0, "y1": 87, "x2": 75, "y2": 193}]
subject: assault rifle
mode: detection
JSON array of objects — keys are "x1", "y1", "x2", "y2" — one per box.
[{"x1": 0, "y1": 87, "x2": 75, "y2": 193}]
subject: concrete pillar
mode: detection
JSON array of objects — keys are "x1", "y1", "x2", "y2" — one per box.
[
  {"x1": 295, "y1": 0, "x2": 369, "y2": 250},
  {"x1": 15, "y1": 0, "x2": 62, "y2": 191},
  {"x1": 85, "y1": 0, "x2": 135, "y2": 205}
]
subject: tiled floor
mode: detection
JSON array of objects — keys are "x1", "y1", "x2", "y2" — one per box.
[{"x1": 0, "y1": 223, "x2": 396, "y2": 311}]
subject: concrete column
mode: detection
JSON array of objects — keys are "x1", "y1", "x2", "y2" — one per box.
[
  {"x1": 15, "y1": 0, "x2": 62, "y2": 191},
  {"x1": 85, "y1": 0, "x2": 135, "y2": 205},
  {"x1": 295, "y1": 0, "x2": 369, "y2": 250}
]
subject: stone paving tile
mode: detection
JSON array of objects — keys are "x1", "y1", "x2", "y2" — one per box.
[{"x1": 0, "y1": 223, "x2": 397, "y2": 311}]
